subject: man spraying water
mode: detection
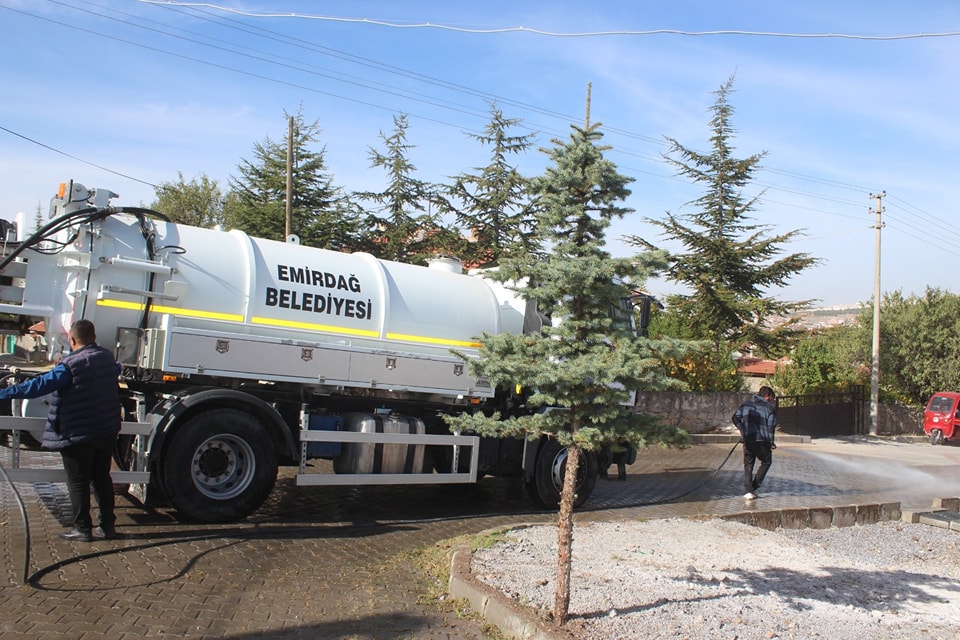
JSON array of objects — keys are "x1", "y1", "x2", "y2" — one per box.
[{"x1": 732, "y1": 386, "x2": 778, "y2": 500}]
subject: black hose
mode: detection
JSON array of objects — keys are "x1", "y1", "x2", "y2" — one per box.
[
  {"x1": 647, "y1": 439, "x2": 741, "y2": 505},
  {"x1": 0, "y1": 206, "x2": 100, "y2": 271},
  {"x1": 0, "y1": 456, "x2": 31, "y2": 584},
  {"x1": 0, "y1": 204, "x2": 169, "y2": 274}
]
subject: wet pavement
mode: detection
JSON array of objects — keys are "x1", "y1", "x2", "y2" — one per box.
[{"x1": 2, "y1": 436, "x2": 959, "y2": 639}]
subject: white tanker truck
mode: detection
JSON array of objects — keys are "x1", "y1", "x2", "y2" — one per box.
[{"x1": 0, "y1": 181, "x2": 627, "y2": 523}]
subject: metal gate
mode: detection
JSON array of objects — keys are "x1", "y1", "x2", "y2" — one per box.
[{"x1": 776, "y1": 386, "x2": 866, "y2": 437}]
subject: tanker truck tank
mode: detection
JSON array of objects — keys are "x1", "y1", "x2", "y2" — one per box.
[
  {"x1": 0, "y1": 205, "x2": 521, "y2": 402},
  {"x1": 88, "y1": 215, "x2": 516, "y2": 401}
]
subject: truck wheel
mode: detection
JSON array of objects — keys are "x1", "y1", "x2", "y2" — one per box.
[
  {"x1": 930, "y1": 429, "x2": 944, "y2": 446},
  {"x1": 161, "y1": 409, "x2": 278, "y2": 523},
  {"x1": 526, "y1": 439, "x2": 598, "y2": 509}
]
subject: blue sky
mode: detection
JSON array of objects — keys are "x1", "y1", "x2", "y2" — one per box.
[{"x1": 2, "y1": 1, "x2": 958, "y2": 307}]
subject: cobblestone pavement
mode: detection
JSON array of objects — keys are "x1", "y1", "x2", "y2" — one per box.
[{"x1": 2, "y1": 436, "x2": 959, "y2": 639}]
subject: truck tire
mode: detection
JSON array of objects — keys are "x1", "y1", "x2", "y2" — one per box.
[
  {"x1": 526, "y1": 439, "x2": 598, "y2": 509},
  {"x1": 161, "y1": 408, "x2": 278, "y2": 523}
]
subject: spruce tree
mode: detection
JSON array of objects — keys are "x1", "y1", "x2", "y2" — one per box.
[
  {"x1": 630, "y1": 77, "x2": 816, "y2": 358},
  {"x1": 360, "y1": 114, "x2": 454, "y2": 264},
  {"x1": 33, "y1": 202, "x2": 43, "y2": 232},
  {"x1": 444, "y1": 104, "x2": 540, "y2": 268},
  {"x1": 224, "y1": 108, "x2": 362, "y2": 251},
  {"x1": 447, "y1": 120, "x2": 689, "y2": 626}
]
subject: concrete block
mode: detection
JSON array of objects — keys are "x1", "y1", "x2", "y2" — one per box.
[
  {"x1": 879, "y1": 502, "x2": 901, "y2": 522},
  {"x1": 856, "y1": 504, "x2": 880, "y2": 526},
  {"x1": 932, "y1": 497, "x2": 960, "y2": 512},
  {"x1": 721, "y1": 513, "x2": 751, "y2": 526},
  {"x1": 780, "y1": 508, "x2": 809, "y2": 530},
  {"x1": 901, "y1": 509, "x2": 924, "y2": 524},
  {"x1": 808, "y1": 507, "x2": 834, "y2": 529},
  {"x1": 751, "y1": 511, "x2": 781, "y2": 531},
  {"x1": 832, "y1": 505, "x2": 857, "y2": 527}
]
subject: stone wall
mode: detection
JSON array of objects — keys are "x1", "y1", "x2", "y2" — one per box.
[
  {"x1": 635, "y1": 391, "x2": 923, "y2": 437},
  {"x1": 878, "y1": 402, "x2": 923, "y2": 436},
  {"x1": 634, "y1": 391, "x2": 749, "y2": 434}
]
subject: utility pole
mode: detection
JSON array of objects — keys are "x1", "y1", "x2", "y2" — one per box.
[
  {"x1": 585, "y1": 82, "x2": 592, "y2": 128},
  {"x1": 285, "y1": 115, "x2": 294, "y2": 240},
  {"x1": 869, "y1": 191, "x2": 885, "y2": 436}
]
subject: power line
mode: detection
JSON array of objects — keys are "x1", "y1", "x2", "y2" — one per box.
[
  {"x1": 886, "y1": 193, "x2": 957, "y2": 231},
  {"x1": 136, "y1": 2, "x2": 960, "y2": 41},
  {"x1": 0, "y1": 126, "x2": 158, "y2": 189},
  {"x1": 23, "y1": 0, "x2": 882, "y2": 214},
  {"x1": 7, "y1": 0, "x2": 957, "y2": 261}
]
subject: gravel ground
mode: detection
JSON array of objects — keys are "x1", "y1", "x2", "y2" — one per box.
[{"x1": 471, "y1": 519, "x2": 960, "y2": 639}]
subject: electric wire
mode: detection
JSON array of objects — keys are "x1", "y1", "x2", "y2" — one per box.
[
  {"x1": 4, "y1": 1, "x2": 956, "y2": 265},
  {"x1": 0, "y1": 126, "x2": 157, "y2": 189},
  {"x1": 0, "y1": 2, "x2": 901, "y2": 197},
  {"x1": 136, "y1": 2, "x2": 960, "y2": 41}
]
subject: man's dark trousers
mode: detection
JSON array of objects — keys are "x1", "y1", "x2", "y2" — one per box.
[
  {"x1": 743, "y1": 441, "x2": 773, "y2": 494},
  {"x1": 59, "y1": 435, "x2": 116, "y2": 531}
]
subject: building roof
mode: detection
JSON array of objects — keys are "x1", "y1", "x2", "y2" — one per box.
[{"x1": 736, "y1": 357, "x2": 779, "y2": 376}]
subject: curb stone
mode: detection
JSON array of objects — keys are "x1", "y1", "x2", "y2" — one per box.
[{"x1": 449, "y1": 535, "x2": 577, "y2": 640}]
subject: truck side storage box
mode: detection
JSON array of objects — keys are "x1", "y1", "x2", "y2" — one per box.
[
  {"x1": 307, "y1": 414, "x2": 343, "y2": 458},
  {"x1": 334, "y1": 412, "x2": 427, "y2": 474}
]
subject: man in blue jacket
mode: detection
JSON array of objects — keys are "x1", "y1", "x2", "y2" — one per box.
[
  {"x1": 732, "y1": 386, "x2": 778, "y2": 501},
  {"x1": 0, "y1": 319, "x2": 122, "y2": 541}
]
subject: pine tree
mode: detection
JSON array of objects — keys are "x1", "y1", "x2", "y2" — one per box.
[
  {"x1": 630, "y1": 77, "x2": 816, "y2": 358},
  {"x1": 359, "y1": 114, "x2": 453, "y2": 264},
  {"x1": 447, "y1": 120, "x2": 690, "y2": 626},
  {"x1": 224, "y1": 108, "x2": 362, "y2": 251},
  {"x1": 33, "y1": 201, "x2": 43, "y2": 232},
  {"x1": 443, "y1": 104, "x2": 540, "y2": 268}
]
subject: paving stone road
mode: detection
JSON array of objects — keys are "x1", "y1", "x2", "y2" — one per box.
[{"x1": 2, "y1": 435, "x2": 959, "y2": 639}]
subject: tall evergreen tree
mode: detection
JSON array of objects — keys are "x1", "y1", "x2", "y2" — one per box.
[
  {"x1": 151, "y1": 172, "x2": 224, "y2": 228},
  {"x1": 630, "y1": 77, "x2": 816, "y2": 358},
  {"x1": 359, "y1": 114, "x2": 453, "y2": 264},
  {"x1": 447, "y1": 121, "x2": 690, "y2": 626},
  {"x1": 444, "y1": 104, "x2": 540, "y2": 268},
  {"x1": 224, "y1": 108, "x2": 362, "y2": 251},
  {"x1": 33, "y1": 202, "x2": 43, "y2": 232}
]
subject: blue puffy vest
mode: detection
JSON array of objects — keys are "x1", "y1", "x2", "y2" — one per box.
[{"x1": 43, "y1": 343, "x2": 122, "y2": 450}]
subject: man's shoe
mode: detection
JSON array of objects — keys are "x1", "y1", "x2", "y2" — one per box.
[
  {"x1": 743, "y1": 492, "x2": 757, "y2": 500},
  {"x1": 94, "y1": 526, "x2": 119, "y2": 540},
  {"x1": 59, "y1": 527, "x2": 93, "y2": 542}
]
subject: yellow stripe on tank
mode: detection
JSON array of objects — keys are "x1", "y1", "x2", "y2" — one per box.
[
  {"x1": 386, "y1": 332, "x2": 482, "y2": 349},
  {"x1": 96, "y1": 299, "x2": 242, "y2": 322},
  {"x1": 97, "y1": 299, "x2": 477, "y2": 346},
  {"x1": 250, "y1": 316, "x2": 380, "y2": 337}
]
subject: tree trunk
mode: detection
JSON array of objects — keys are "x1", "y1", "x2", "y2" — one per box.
[{"x1": 553, "y1": 442, "x2": 581, "y2": 626}]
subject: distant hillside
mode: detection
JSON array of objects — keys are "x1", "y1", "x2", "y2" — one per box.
[{"x1": 788, "y1": 304, "x2": 864, "y2": 329}]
